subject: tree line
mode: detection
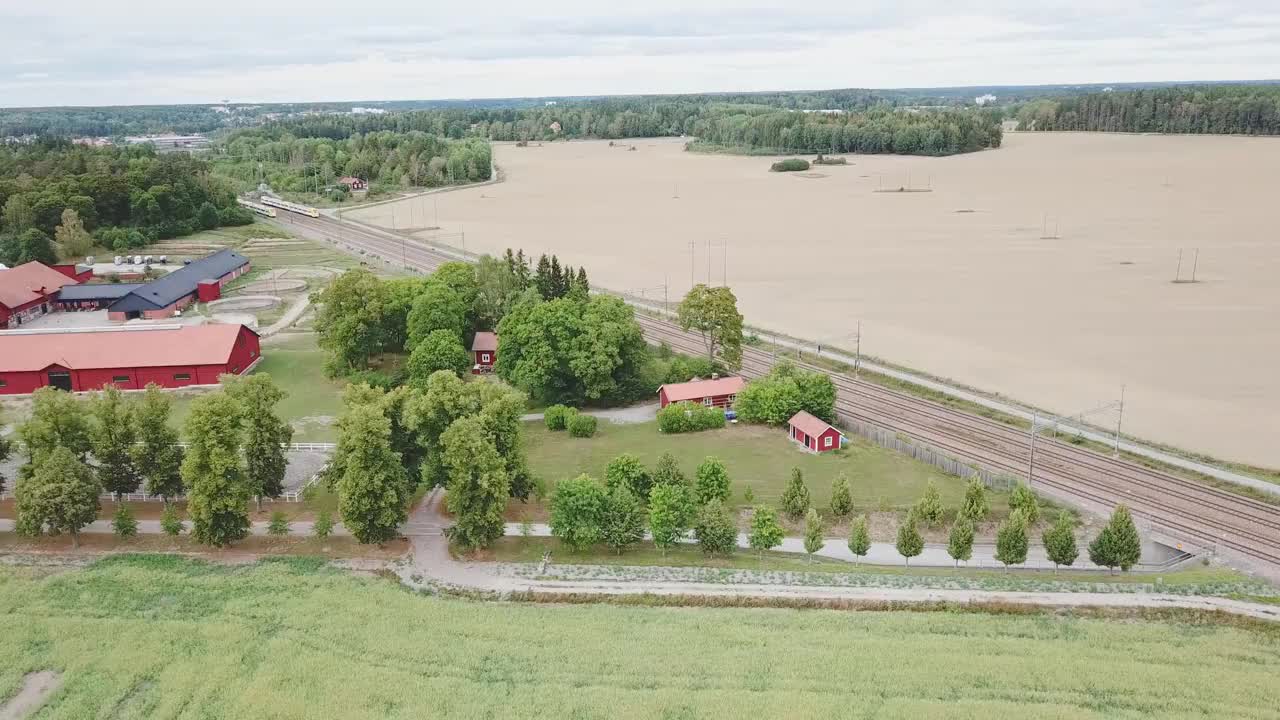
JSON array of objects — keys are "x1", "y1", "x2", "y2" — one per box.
[
  {"x1": 0, "y1": 139, "x2": 253, "y2": 264},
  {"x1": 1013, "y1": 85, "x2": 1280, "y2": 135},
  {"x1": 9, "y1": 377, "x2": 291, "y2": 548},
  {"x1": 210, "y1": 129, "x2": 491, "y2": 201}
]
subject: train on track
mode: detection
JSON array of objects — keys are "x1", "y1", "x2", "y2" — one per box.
[
  {"x1": 236, "y1": 198, "x2": 277, "y2": 218},
  {"x1": 260, "y1": 196, "x2": 320, "y2": 218}
]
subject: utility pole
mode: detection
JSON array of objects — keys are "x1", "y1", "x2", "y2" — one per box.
[
  {"x1": 1174, "y1": 248, "x2": 1183, "y2": 282},
  {"x1": 722, "y1": 240, "x2": 728, "y2": 287},
  {"x1": 1027, "y1": 415, "x2": 1040, "y2": 488},
  {"x1": 1191, "y1": 248, "x2": 1200, "y2": 282},
  {"x1": 663, "y1": 274, "x2": 669, "y2": 314},
  {"x1": 688, "y1": 240, "x2": 696, "y2": 289},
  {"x1": 1114, "y1": 384, "x2": 1126, "y2": 457},
  {"x1": 706, "y1": 239, "x2": 711, "y2": 286},
  {"x1": 854, "y1": 320, "x2": 862, "y2": 378}
]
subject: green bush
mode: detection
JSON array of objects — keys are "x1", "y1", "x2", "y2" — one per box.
[
  {"x1": 733, "y1": 361, "x2": 836, "y2": 426},
  {"x1": 160, "y1": 505, "x2": 183, "y2": 537},
  {"x1": 657, "y1": 401, "x2": 727, "y2": 433},
  {"x1": 770, "y1": 158, "x2": 810, "y2": 172},
  {"x1": 268, "y1": 511, "x2": 291, "y2": 536},
  {"x1": 544, "y1": 404, "x2": 578, "y2": 431},
  {"x1": 313, "y1": 510, "x2": 334, "y2": 539},
  {"x1": 345, "y1": 369, "x2": 402, "y2": 391},
  {"x1": 567, "y1": 413, "x2": 598, "y2": 438},
  {"x1": 112, "y1": 505, "x2": 138, "y2": 539}
]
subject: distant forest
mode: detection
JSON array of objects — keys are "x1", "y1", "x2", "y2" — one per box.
[
  {"x1": 1014, "y1": 85, "x2": 1280, "y2": 135},
  {"x1": 0, "y1": 140, "x2": 252, "y2": 263},
  {"x1": 210, "y1": 127, "x2": 492, "y2": 200}
]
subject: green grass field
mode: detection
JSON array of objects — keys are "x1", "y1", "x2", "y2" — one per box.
[
  {"x1": 168, "y1": 334, "x2": 343, "y2": 442},
  {"x1": 0, "y1": 556, "x2": 1275, "y2": 719},
  {"x1": 523, "y1": 421, "x2": 1006, "y2": 513}
]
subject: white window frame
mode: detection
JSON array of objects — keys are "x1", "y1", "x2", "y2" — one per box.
[
  {"x1": 824, "y1": 435, "x2": 834, "y2": 449},
  {"x1": 703, "y1": 397, "x2": 713, "y2": 407},
  {"x1": 481, "y1": 352, "x2": 491, "y2": 363}
]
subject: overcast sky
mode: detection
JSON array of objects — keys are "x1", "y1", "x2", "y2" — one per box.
[{"x1": 4, "y1": 1, "x2": 1280, "y2": 107}]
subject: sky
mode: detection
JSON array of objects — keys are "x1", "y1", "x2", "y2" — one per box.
[{"x1": 3, "y1": 1, "x2": 1280, "y2": 107}]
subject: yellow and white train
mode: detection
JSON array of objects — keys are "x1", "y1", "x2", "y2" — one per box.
[
  {"x1": 236, "y1": 198, "x2": 278, "y2": 218},
  {"x1": 260, "y1": 196, "x2": 320, "y2": 218}
]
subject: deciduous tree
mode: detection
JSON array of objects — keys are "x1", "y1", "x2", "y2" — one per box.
[
  {"x1": 604, "y1": 453, "x2": 651, "y2": 499},
  {"x1": 14, "y1": 446, "x2": 100, "y2": 547},
  {"x1": 1089, "y1": 505, "x2": 1141, "y2": 573},
  {"x1": 112, "y1": 504, "x2": 138, "y2": 538},
  {"x1": 407, "y1": 328, "x2": 471, "y2": 383},
  {"x1": 694, "y1": 499, "x2": 738, "y2": 556},
  {"x1": 651, "y1": 452, "x2": 688, "y2": 490},
  {"x1": 913, "y1": 479, "x2": 944, "y2": 527},
  {"x1": 441, "y1": 415, "x2": 508, "y2": 549},
  {"x1": 313, "y1": 269, "x2": 390, "y2": 374},
  {"x1": 550, "y1": 474, "x2": 608, "y2": 552},
  {"x1": 160, "y1": 504, "x2": 183, "y2": 536},
  {"x1": 847, "y1": 515, "x2": 872, "y2": 564},
  {"x1": 677, "y1": 284, "x2": 744, "y2": 368},
  {"x1": 829, "y1": 472, "x2": 853, "y2": 518},
  {"x1": 132, "y1": 384, "x2": 185, "y2": 503},
  {"x1": 1009, "y1": 482, "x2": 1040, "y2": 525},
  {"x1": 648, "y1": 483, "x2": 692, "y2": 555},
  {"x1": 405, "y1": 281, "x2": 468, "y2": 351},
  {"x1": 960, "y1": 478, "x2": 990, "y2": 522},
  {"x1": 601, "y1": 485, "x2": 646, "y2": 554},
  {"x1": 733, "y1": 362, "x2": 836, "y2": 425},
  {"x1": 224, "y1": 373, "x2": 292, "y2": 510},
  {"x1": 0, "y1": 405, "x2": 12, "y2": 495},
  {"x1": 693, "y1": 456, "x2": 731, "y2": 505},
  {"x1": 995, "y1": 510, "x2": 1029, "y2": 570},
  {"x1": 1042, "y1": 511, "x2": 1079, "y2": 572},
  {"x1": 747, "y1": 505, "x2": 784, "y2": 558},
  {"x1": 53, "y1": 208, "x2": 93, "y2": 258},
  {"x1": 780, "y1": 467, "x2": 810, "y2": 521},
  {"x1": 19, "y1": 387, "x2": 93, "y2": 467},
  {"x1": 947, "y1": 517, "x2": 975, "y2": 568},
  {"x1": 895, "y1": 512, "x2": 924, "y2": 566},
  {"x1": 803, "y1": 508, "x2": 824, "y2": 562},
  {"x1": 182, "y1": 392, "x2": 251, "y2": 547},
  {"x1": 336, "y1": 404, "x2": 411, "y2": 545}
]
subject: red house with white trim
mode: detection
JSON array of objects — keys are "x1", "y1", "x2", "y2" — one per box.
[
  {"x1": 0, "y1": 261, "x2": 83, "y2": 329},
  {"x1": 658, "y1": 375, "x2": 745, "y2": 409},
  {"x1": 471, "y1": 331, "x2": 497, "y2": 374},
  {"x1": 788, "y1": 411, "x2": 845, "y2": 453},
  {"x1": 0, "y1": 324, "x2": 261, "y2": 395}
]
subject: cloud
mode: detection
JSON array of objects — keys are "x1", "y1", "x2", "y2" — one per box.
[{"x1": 1, "y1": 1, "x2": 1278, "y2": 106}]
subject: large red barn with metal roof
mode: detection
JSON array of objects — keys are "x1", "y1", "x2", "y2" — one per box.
[
  {"x1": 0, "y1": 323, "x2": 261, "y2": 395},
  {"x1": 0, "y1": 261, "x2": 82, "y2": 329}
]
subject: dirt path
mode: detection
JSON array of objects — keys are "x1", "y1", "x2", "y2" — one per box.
[
  {"x1": 520, "y1": 403, "x2": 659, "y2": 425},
  {"x1": 0, "y1": 671, "x2": 61, "y2": 720}
]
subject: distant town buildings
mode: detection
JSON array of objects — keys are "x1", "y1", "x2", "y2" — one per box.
[
  {"x1": 974, "y1": 94, "x2": 998, "y2": 106},
  {"x1": 351, "y1": 107, "x2": 388, "y2": 115}
]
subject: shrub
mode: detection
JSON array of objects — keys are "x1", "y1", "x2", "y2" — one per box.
[
  {"x1": 995, "y1": 510, "x2": 1029, "y2": 569},
  {"x1": 1008, "y1": 483, "x2": 1041, "y2": 525},
  {"x1": 601, "y1": 486, "x2": 646, "y2": 554},
  {"x1": 345, "y1": 369, "x2": 400, "y2": 391},
  {"x1": 812, "y1": 154, "x2": 847, "y2": 165},
  {"x1": 543, "y1": 404, "x2": 577, "y2": 431},
  {"x1": 268, "y1": 511, "x2": 291, "y2": 536},
  {"x1": 747, "y1": 506, "x2": 784, "y2": 556},
  {"x1": 657, "y1": 401, "x2": 727, "y2": 434},
  {"x1": 694, "y1": 499, "x2": 737, "y2": 556},
  {"x1": 313, "y1": 510, "x2": 335, "y2": 539},
  {"x1": 652, "y1": 453, "x2": 688, "y2": 489},
  {"x1": 914, "y1": 480, "x2": 944, "y2": 526},
  {"x1": 160, "y1": 505, "x2": 183, "y2": 536},
  {"x1": 649, "y1": 484, "x2": 694, "y2": 555},
  {"x1": 770, "y1": 158, "x2": 810, "y2": 172},
  {"x1": 112, "y1": 505, "x2": 138, "y2": 539},
  {"x1": 566, "y1": 413, "x2": 597, "y2": 438},
  {"x1": 829, "y1": 473, "x2": 853, "y2": 518}
]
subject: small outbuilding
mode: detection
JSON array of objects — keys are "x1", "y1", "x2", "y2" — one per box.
[
  {"x1": 657, "y1": 375, "x2": 745, "y2": 409},
  {"x1": 471, "y1": 331, "x2": 498, "y2": 374},
  {"x1": 787, "y1": 411, "x2": 845, "y2": 453},
  {"x1": 338, "y1": 176, "x2": 367, "y2": 191}
]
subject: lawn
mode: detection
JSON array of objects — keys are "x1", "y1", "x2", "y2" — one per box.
[
  {"x1": 167, "y1": 334, "x2": 343, "y2": 443},
  {"x1": 0, "y1": 556, "x2": 1275, "y2": 719},
  {"x1": 523, "y1": 421, "x2": 1007, "y2": 513}
]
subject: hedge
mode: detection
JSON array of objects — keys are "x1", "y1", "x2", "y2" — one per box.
[
  {"x1": 770, "y1": 158, "x2": 810, "y2": 172},
  {"x1": 567, "y1": 413, "x2": 598, "y2": 438},
  {"x1": 657, "y1": 401, "x2": 727, "y2": 434}
]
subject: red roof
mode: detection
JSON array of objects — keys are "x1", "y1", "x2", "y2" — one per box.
[
  {"x1": 0, "y1": 262, "x2": 79, "y2": 310},
  {"x1": 788, "y1": 410, "x2": 840, "y2": 438},
  {"x1": 0, "y1": 324, "x2": 254, "y2": 372},
  {"x1": 471, "y1": 331, "x2": 498, "y2": 352},
  {"x1": 659, "y1": 376, "x2": 745, "y2": 403}
]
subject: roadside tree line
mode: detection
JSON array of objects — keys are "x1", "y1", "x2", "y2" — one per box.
[{"x1": 8, "y1": 376, "x2": 291, "y2": 547}]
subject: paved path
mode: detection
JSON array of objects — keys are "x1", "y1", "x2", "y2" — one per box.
[
  {"x1": 261, "y1": 294, "x2": 311, "y2": 336},
  {"x1": 0, "y1": 518, "x2": 351, "y2": 537},
  {"x1": 520, "y1": 403, "x2": 659, "y2": 425}
]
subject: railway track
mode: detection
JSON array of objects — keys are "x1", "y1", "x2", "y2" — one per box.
[{"x1": 286, "y1": 212, "x2": 1280, "y2": 568}]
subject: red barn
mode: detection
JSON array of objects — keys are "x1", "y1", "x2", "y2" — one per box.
[
  {"x1": 471, "y1": 331, "x2": 497, "y2": 374},
  {"x1": 0, "y1": 324, "x2": 261, "y2": 395},
  {"x1": 657, "y1": 375, "x2": 745, "y2": 409},
  {"x1": 106, "y1": 249, "x2": 248, "y2": 321},
  {"x1": 787, "y1": 411, "x2": 845, "y2": 453},
  {"x1": 338, "y1": 176, "x2": 367, "y2": 191},
  {"x1": 0, "y1": 261, "x2": 82, "y2": 329}
]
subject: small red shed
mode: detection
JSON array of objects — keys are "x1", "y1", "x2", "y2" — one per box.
[
  {"x1": 787, "y1": 411, "x2": 845, "y2": 453},
  {"x1": 339, "y1": 176, "x2": 367, "y2": 191},
  {"x1": 471, "y1": 331, "x2": 497, "y2": 374},
  {"x1": 657, "y1": 375, "x2": 745, "y2": 409}
]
